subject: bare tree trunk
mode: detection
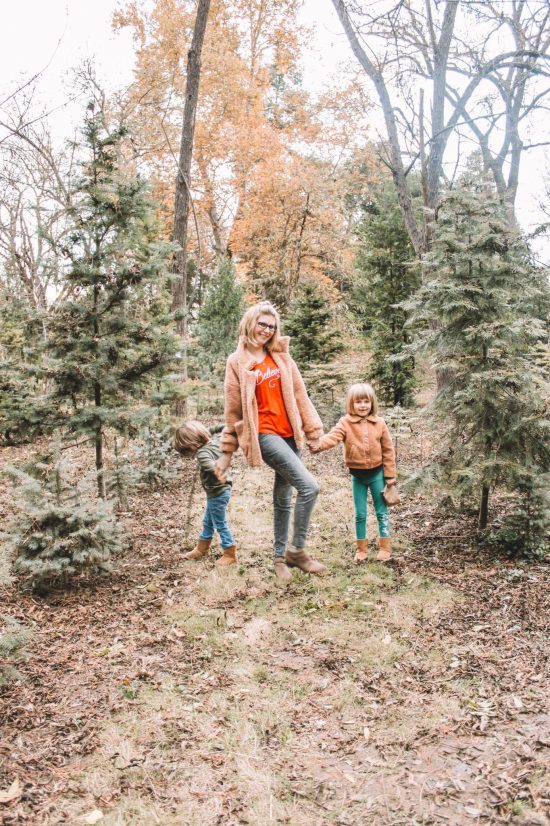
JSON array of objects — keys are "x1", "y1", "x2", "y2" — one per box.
[
  {"x1": 93, "y1": 282, "x2": 106, "y2": 500},
  {"x1": 196, "y1": 155, "x2": 226, "y2": 259},
  {"x1": 288, "y1": 192, "x2": 310, "y2": 297},
  {"x1": 94, "y1": 376, "x2": 105, "y2": 500},
  {"x1": 171, "y1": 0, "x2": 211, "y2": 415},
  {"x1": 478, "y1": 484, "x2": 490, "y2": 530},
  {"x1": 331, "y1": 0, "x2": 430, "y2": 257}
]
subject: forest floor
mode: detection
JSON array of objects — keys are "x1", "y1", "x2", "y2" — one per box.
[{"x1": 0, "y1": 425, "x2": 548, "y2": 826}]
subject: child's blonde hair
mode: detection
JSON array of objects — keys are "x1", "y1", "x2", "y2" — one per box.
[
  {"x1": 238, "y1": 301, "x2": 281, "y2": 352},
  {"x1": 346, "y1": 382, "x2": 378, "y2": 416},
  {"x1": 173, "y1": 420, "x2": 211, "y2": 455}
]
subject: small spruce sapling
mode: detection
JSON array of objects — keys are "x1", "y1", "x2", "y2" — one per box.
[
  {"x1": 3, "y1": 455, "x2": 125, "y2": 590},
  {"x1": 487, "y1": 472, "x2": 550, "y2": 560},
  {"x1": 195, "y1": 256, "x2": 244, "y2": 379},
  {"x1": 284, "y1": 281, "x2": 343, "y2": 370}
]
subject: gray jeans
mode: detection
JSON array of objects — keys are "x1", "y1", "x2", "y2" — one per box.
[{"x1": 258, "y1": 434, "x2": 320, "y2": 558}]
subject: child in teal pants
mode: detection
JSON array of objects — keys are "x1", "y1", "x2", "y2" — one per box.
[{"x1": 311, "y1": 383, "x2": 397, "y2": 561}]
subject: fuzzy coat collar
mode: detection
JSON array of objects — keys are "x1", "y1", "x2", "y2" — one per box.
[
  {"x1": 346, "y1": 413, "x2": 379, "y2": 424},
  {"x1": 234, "y1": 335, "x2": 291, "y2": 369}
]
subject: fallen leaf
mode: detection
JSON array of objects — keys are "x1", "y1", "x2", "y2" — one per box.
[
  {"x1": 0, "y1": 777, "x2": 22, "y2": 804},
  {"x1": 82, "y1": 810, "x2": 104, "y2": 824}
]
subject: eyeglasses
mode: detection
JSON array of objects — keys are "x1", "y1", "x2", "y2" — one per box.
[{"x1": 257, "y1": 321, "x2": 277, "y2": 332}]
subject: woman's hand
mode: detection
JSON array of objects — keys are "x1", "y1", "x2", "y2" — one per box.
[
  {"x1": 385, "y1": 478, "x2": 396, "y2": 486},
  {"x1": 214, "y1": 452, "x2": 232, "y2": 482},
  {"x1": 308, "y1": 439, "x2": 321, "y2": 453}
]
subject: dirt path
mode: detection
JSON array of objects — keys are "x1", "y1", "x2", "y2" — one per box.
[{"x1": 1, "y1": 449, "x2": 548, "y2": 825}]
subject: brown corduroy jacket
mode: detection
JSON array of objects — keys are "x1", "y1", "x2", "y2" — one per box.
[
  {"x1": 318, "y1": 413, "x2": 396, "y2": 480},
  {"x1": 219, "y1": 336, "x2": 323, "y2": 468}
]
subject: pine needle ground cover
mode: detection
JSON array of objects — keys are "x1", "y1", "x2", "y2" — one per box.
[{"x1": 0, "y1": 429, "x2": 548, "y2": 825}]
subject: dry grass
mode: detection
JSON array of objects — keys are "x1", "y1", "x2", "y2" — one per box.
[
  {"x1": 49, "y1": 463, "x2": 467, "y2": 824},
  {"x1": 5, "y1": 436, "x2": 547, "y2": 826}
]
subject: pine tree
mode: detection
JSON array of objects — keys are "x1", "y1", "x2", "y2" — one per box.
[
  {"x1": 488, "y1": 472, "x2": 550, "y2": 560},
  {"x1": 284, "y1": 281, "x2": 344, "y2": 370},
  {"x1": 46, "y1": 110, "x2": 178, "y2": 498},
  {"x1": 353, "y1": 180, "x2": 420, "y2": 406},
  {"x1": 195, "y1": 256, "x2": 244, "y2": 379},
  {"x1": 407, "y1": 180, "x2": 550, "y2": 529},
  {"x1": 0, "y1": 298, "x2": 54, "y2": 444},
  {"x1": 3, "y1": 454, "x2": 125, "y2": 589},
  {"x1": 132, "y1": 426, "x2": 179, "y2": 488}
]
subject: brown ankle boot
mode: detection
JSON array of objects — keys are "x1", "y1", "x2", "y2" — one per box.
[
  {"x1": 274, "y1": 557, "x2": 292, "y2": 583},
  {"x1": 354, "y1": 538, "x2": 368, "y2": 563},
  {"x1": 183, "y1": 538, "x2": 211, "y2": 560},
  {"x1": 285, "y1": 547, "x2": 327, "y2": 575},
  {"x1": 215, "y1": 544, "x2": 237, "y2": 567},
  {"x1": 376, "y1": 537, "x2": 392, "y2": 561}
]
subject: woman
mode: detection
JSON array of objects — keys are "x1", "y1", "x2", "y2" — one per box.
[{"x1": 214, "y1": 301, "x2": 326, "y2": 582}]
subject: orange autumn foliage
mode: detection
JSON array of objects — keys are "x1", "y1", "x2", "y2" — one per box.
[{"x1": 114, "y1": 0, "x2": 375, "y2": 302}]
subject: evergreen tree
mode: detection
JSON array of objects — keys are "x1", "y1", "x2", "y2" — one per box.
[
  {"x1": 353, "y1": 180, "x2": 420, "y2": 406},
  {"x1": 195, "y1": 256, "x2": 244, "y2": 378},
  {"x1": 3, "y1": 453, "x2": 125, "y2": 589},
  {"x1": 0, "y1": 298, "x2": 54, "y2": 444},
  {"x1": 407, "y1": 180, "x2": 550, "y2": 529},
  {"x1": 284, "y1": 281, "x2": 344, "y2": 370},
  {"x1": 132, "y1": 426, "x2": 179, "y2": 488},
  {"x1": 46, "y1": 110, "x2": 178, "y2": 498},
  {"x1": 487, "y1": 472, "x2": 550, "y2": 560}
]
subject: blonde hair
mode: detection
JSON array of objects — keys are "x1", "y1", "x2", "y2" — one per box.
[
  {"x1": 173, "y1": 420, "x2": 211, "y2": 455},
  {"x1": 346, "y1": 383, "x2": 378, "y2": 416},
  {"x1": 238, "y1": 301, "x2": 281, "y2": 352}
]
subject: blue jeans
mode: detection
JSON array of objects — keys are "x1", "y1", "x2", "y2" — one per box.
[
  {"x1": 199, "y1": 488, "x2": 235, "y2": 549},
  {"x1": 258, "y1": 434, "x2": 320, "y2": 557}
]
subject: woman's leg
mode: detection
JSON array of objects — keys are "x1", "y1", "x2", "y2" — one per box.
[
  {"x1": 367, "y1": 468, "x2": 390, "y2": 538},
  {"x1": 272, "y1": 472, "x2": 293, "y2": 557},
  {"x1": 259, "y1": 434, "x2": 320, "y2": 550},
  {"x1": 351, "y1": 476, "x2": 369, "y2": 540}
]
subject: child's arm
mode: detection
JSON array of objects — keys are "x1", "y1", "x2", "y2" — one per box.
[
  {"x1": 196, "y1": 451, "x2": 216, "y2": 473},
  {"x1": 314, "y1": 418, "x2": 347, "y2": 453},
  {"x1": 209, "y1": 424, "x2": 224, "y2": 435},
  {"x1": 380, "y1": 421, "x2": 397, "y2": 483}
]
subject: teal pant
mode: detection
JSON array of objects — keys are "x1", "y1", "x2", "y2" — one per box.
[{"x1": 351, "y1": 466, "x2": 390, "y2": 539}]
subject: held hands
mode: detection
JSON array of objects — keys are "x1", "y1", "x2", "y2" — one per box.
[
  {"x1": 214, "y1": 452, "x2": 232, "y2": 483},
  {"x1": 308, "y1": 439, "x2": 321, "y2": 453},
  {"x1": 385, "y1": 478, "x2": 396, "y2": 486}
]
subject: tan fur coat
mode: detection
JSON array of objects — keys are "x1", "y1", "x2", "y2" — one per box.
[
  {"x1": 318, "y1": 413, "x2": 396, "y2": 480},
  {"x1": 219, "y1": 337, "x2": 323, "y2": 467}
]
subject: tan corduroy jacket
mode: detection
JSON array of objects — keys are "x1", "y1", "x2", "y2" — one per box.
[
  {"x1": 318, "y1": 413, "x2": 396, "y2": 480},
  {"x1": 219, "y1": 336, "x2": 323, "y2": 468}
]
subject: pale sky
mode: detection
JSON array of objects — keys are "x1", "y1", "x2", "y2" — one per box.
[{"x1": 1, "y1": 0, "x2": 548, "y2": 259}]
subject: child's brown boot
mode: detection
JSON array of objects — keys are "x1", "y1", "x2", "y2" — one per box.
[
  {"x1": 215, "y1": 544, "x2": 237, "y2": 567},
  {"x1": 354, "y1": 539, "x2": 368, "y2": 563},
  {"x1": 285, "y1": 546, "x2": 327, "y2": 575},
  {"x1": 183, "y1": 538, "x2": 211, "y2": 560},
  {"x1": 376, "y1": 537, "x2": 392, "y2": 561}
]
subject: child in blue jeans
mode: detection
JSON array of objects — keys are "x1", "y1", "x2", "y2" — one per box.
[{"x1": 173, "y1": 421, "x2": 237, "y2": 566}]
